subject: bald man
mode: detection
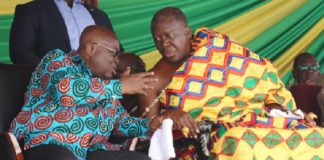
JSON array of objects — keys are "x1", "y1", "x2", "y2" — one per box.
[
  {"x1": 10, "y1": 25, "x2": 164, "y2": 160},
  {"x1": 138, "y1": 7, "x2": 321, "y2": 159}
]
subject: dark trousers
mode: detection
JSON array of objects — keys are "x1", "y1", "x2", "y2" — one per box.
[{"x1": 23, "y1": 144, "x2": 150, "y2": 160}]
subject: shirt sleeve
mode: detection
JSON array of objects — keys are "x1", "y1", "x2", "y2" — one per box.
[
  {"x1": 51, "y1": 75, "x2": 122, "y2": 107},
  {"x1": 112, "y1": 104, "x2": 150, "y2": 139}
]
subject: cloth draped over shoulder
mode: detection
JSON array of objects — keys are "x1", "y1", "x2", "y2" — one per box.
[{"x1": 159, "y1": 27, "x2": 324, "y2": 160}]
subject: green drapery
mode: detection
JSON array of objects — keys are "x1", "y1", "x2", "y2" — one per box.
[
  {"x1": 0, "y1": 0, "x2": 322, "y2": 87},
  {"x1": 101, "y1": 0, "x2": 269, "y2": 54}
]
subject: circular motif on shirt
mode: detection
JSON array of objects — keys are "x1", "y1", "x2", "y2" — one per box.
[
  {"x1": 113, "y1": 82, "x2": 122, "y2": 94},
  {"x1": 45, "y1": 51, "x2": 61, "y2": 61},
  {"x1": 40, "y1": 73, "x2": 50, "y2": 89},
  {"x1": 66, "y1": 133, "x2": 79, "y2": 144},
  {"x1": 16, "y1": 110, "x2": 31, "y2": 124},
  {"x1": 54, "y1": 109, "x2": 74, "y2": 123},
  {"x1": 73, "y1": 79, "x2": 89, "y2": 97},
  {"x1": 75, "y1": 106, "x2": 89, "y2": 116},
  {"x1": 44, "y1": 104, "x2": 59, "y2": 113},
  {"x1": 58, "y1": 77, "x2": 70, "y2": 93},
  {"x1": 99, "y1": 120, "x2": 108, "y2": 133},
  {"x1": 47, "y1": 61, "x2": 63, "y2": 72},
  {"x1": 127, "y1": 126, "x2": 140, "y2": 137},
  {"x1": 28, "y1": 122, "x2": 34, "y2": 132},
  {"x1": 35, "y1": 115, "x2": 53, "y2": 130},
  {"x1": 30, "y1": 134, "x2": 48, "y2": 145},
  {"x1": 74, "y1": 146, "x2": 86, "y2": 159},
  {"x1": 85, "y1": 117, "x2": 98, "y2": 131},
  {"x1": 121, "y1": 117, "x2": 132, "y2": 129},
  {"x1": 53, "y1": 125, "x2": 69, "y2": 133},
  {"x1": 48, "y1": 86, "x2": 58, "y2": 101},
  {"x1": 107, "y1": 108, "x2": 116, "y2": 118},
  {"x1": 49, "y1": 132, "x2": 64, "y2": 143},
  {"x1": 90, "y1": 79, "x2": 104, "y2": 93},
  {"x1": 80, "y1": 133, "x2": 92, "y2": 148},
  {"x1": 51, "y1": 70, "x2": 67, "y2": 84},
  {"x1": 32, "y1": 64, "x2": 45, "y2": 84},
  {"x1": 70, "y1": 118, "x2": 84, "y2": 134},
  {"x1": 60, "y1": 95, "x2": 74, "y2": 107}
]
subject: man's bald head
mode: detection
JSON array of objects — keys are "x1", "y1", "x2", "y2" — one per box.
[
  {"x1": 151, "y1": 7, "x2": 188, "y2": 30},
  {"x1": 79, "y1": 25, "x2": 119, "y2": 54},
  {"x1": 78, "y1": 25, "x2": 120, "y2": 79}
]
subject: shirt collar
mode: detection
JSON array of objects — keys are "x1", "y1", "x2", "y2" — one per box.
[{"x1": 54, "y1": 0, "x2": 84, "y2": 4}]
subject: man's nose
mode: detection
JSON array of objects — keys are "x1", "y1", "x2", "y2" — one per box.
[{"x1": 161, "y1": 37, "x2": 170, "y2": 47}]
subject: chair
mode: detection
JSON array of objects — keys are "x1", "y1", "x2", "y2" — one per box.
[
  {"x1": 0, "y1": 64, "x2": 36, "y2": 132},
  {"x1": 0, "y1": 63, "x2": 36, "y2": 160}
]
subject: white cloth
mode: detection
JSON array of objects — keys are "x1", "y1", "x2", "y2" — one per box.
[
  {"x1": 149, "y1": 119, "x2": 175, "y2": 160},
  {"x1": 270, "y1": 109, "x2": 304, "y2": 119}
]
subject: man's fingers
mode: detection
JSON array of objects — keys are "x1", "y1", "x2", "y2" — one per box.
[
  {"x1": 184, "y1": 118, "x2": 197, "y2": 139},
  {"x1": 143, "y1": 77, "x2": 158, "y2": 83},
  {"x1": 189, "y1": 117, "x2": 199, "y2": 134},
  {"x1": 137, "y1": 71, "x2": 154, "y2": 78}
]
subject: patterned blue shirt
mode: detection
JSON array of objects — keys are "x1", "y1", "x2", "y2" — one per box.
[{"x1": 10, "y1": 49, "x2": 150, "y2": 160}]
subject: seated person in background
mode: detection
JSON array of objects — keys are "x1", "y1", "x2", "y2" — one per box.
[
  {"x1": 10, "y1": 25, "x2": 164, "y2": 160},
  {"x1": 290, "y1": 53, "x2": 323, "y2": 126},
  {"x1": 138, "y1": 7, "x2": 323, "y2": 159},
  {"x1": 10, "y1": 0, "x2": 122, "y2": 65},
  {"x1": 114, "y1": 53, "x2": 146, "y2": 114}
]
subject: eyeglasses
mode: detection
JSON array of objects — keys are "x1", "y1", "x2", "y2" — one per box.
[
  {"x1": 93, "y1": 42, "x2": 120, "y2": 57},
  {"x1": 298, "y1": 65, "x2": 320, "y2": 71}
]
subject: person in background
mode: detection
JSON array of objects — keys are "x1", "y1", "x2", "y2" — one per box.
[
  {"x1": 114, "y1": 53, "x2": 146, "y2": 114},
  {"x1": 10, "y1": 25, "x2": 164, "y2": 160},
  {"x1": 10, "y1": 0, "x2": 122, "y2": 64},
  {"x1": 290, "y1": 53, "x2": 323, "y2": 126}
]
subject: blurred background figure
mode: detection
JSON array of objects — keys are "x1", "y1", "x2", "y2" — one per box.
[
  {"x1": 115, "y1": 53, "x2": 146, "y2": 115},
  {"x1": 290, "y1": 53, "x2": 323, "y2": 126},
  {"x1": 10, "y1": 0, "x2": 121, "y2": 64}
]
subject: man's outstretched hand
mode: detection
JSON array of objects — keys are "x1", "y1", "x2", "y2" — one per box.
[{"x1": 119, "y1": 68, "x2": 158, "y2": 96}]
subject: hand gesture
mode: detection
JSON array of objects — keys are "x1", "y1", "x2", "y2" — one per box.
[
  {"x1": 119, "y1": 68, "x2": 157, "y2": 95},
  {"x1": 162, "y1": 110, "x2": 199, "y2": 139}
]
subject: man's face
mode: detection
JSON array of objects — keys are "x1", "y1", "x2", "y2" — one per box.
[
  {"x1": 293, "y1": 56, "x2": 320, "y2": 85},
  {"x1": 88, "y1": 40, "x2": 120, "y2": 79},
  {"x1": 152, "y1": 18, "x2": 191, "y2": 64}
]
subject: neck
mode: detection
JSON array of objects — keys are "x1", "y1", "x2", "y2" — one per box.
[{"x1": 65, "y1": 0, "x2": 73, "y2": 8}]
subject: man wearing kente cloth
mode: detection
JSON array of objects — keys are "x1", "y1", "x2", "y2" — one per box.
[{"x1": 138, "y1": 7, "x2": 324, "y2": 160}]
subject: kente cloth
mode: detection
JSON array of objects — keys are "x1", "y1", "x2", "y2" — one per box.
[
  {"x1": 159, "y1": 27, "x2": 324, "y2": 159},
  {"x1": 10, "y1": 49, "x2": 150, "y2": 160}
]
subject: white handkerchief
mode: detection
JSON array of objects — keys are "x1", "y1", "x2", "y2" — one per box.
[
  {"x1": 149, "y1": 118, "x2": 175, "y2": 160},
  {"x1": 270, "y1": 109, "x2": 304, "y2": 119}
]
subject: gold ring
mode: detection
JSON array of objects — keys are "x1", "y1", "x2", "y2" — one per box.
[{"x1": 182, "y1": 127, "x2": 189, "y2": 138}]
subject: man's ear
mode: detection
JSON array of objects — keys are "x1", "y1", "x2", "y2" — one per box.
[
  {"x1": 87, "y1": 43, "x2": 96, "y2": 57},
  {"x1": 185, "y1": 26, "x2": 192, "y2": 38}
]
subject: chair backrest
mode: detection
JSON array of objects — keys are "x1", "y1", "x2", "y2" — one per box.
[{"x1": 0, "y1": 64, "x2": 35, "y2": 132}]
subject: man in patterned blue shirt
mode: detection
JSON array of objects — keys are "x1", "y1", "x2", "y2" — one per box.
[{"x1": 10, "y1": 25, "x2": 163, "y2": 160}]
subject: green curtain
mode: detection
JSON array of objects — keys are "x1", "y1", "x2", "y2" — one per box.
[
  {"x1": 0, "y1": 0, "x2": 268, "y2": 63},
  {"x1": 101, "y1": 0, "x2": 269, "y2": 54},
  {"x1": 246, "y1": 0, "x2": 323, "y2": 61}
]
